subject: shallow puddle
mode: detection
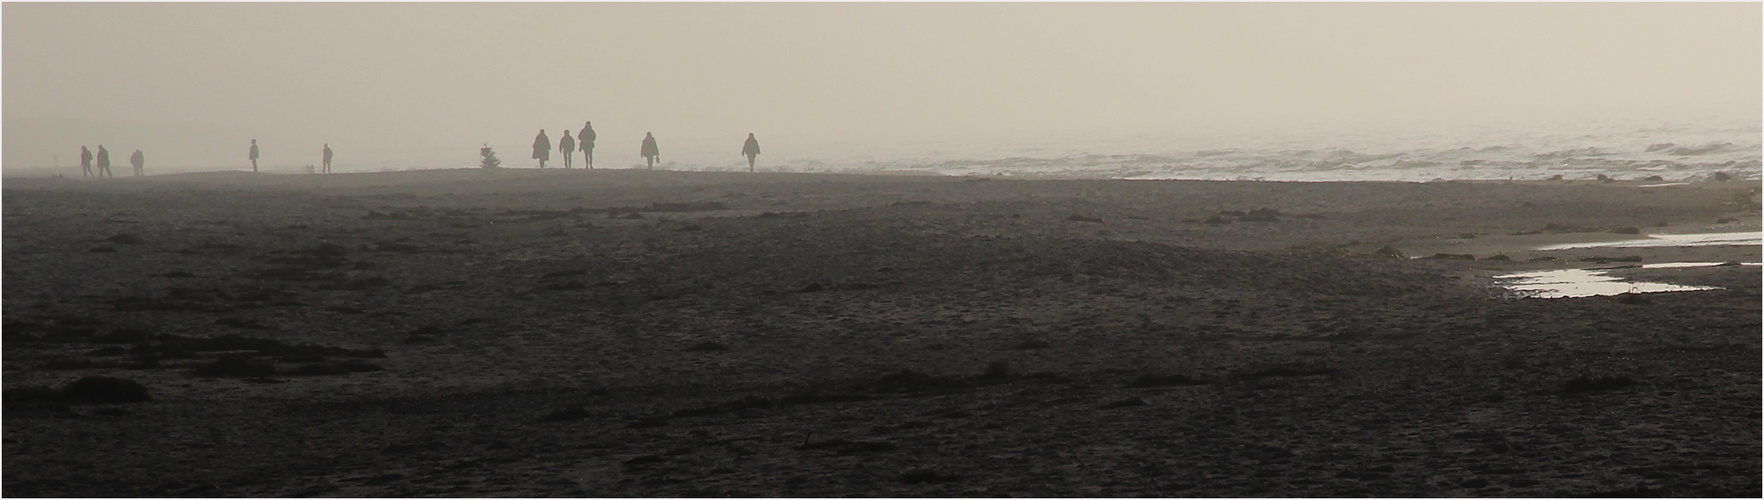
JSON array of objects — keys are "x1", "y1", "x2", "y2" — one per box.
[
  {"x1": 1536, "y1": 231, "x2": 1762, "y2": 250},
  {"x1": 1491, "y1": 263, "x2": 1758, "y2": 299}
]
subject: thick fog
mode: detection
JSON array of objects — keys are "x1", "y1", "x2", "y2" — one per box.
[{"x1": 5, "y1": 3, "x2": 1758, "y2": 173}]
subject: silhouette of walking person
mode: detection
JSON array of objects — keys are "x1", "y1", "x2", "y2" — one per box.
[
  {"x1": 742, "y1": 133, "x2": 761, "y2": 172},
  {"x1": 560, "y1": 130, "x2": 575, "y2": 169},
  {"x1": 80, "y1": 146, "x2": 93, "y2": 178},
  {"x1": 533, "y1": 129, "x2": 552, "y2": 168},
  {"x1": 579, "y1": 122, "x2": 596, "y2": 169},
  {"x1": 249, "y1": 139, "x2": 260, "y2": 172},
  {"x1": 322, "y1": 144, "x2": 333, "y2": 174},
  {"x1": 641, "y1": 132, "x2": 660, "y2": 170},
  {"x1": 95, "y1": 145, "x2": 113, "y2": 178},
  {"x1": 130, "y1": 150, "x2": 144, "y2": 177}
]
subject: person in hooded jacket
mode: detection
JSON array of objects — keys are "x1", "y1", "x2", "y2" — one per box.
[
  {"x1": 532, "y1": 129, "x2": 552, "y2": 168},
  {"x1": 96, "y1": 145, "x2": 113, "y2": 178},
  {"x1": 640, "y1": 132, "x2": 660, "y2": 169},
  {"x1": 741, "y1": 133, "x2": 761, "y2": 172},
  {"x1": 130, "y1": 149, "x2": 145, "y2": 177},
  {"x1": 80, "y1": 146, "x2": 93, "y2": 178}
]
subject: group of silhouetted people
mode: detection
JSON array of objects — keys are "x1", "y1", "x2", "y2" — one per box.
[
  {"x1": 245, "y1": 139, "x2": 335, "y2": 174},
  {"x1": 529, "y1": 124, "x2": 762, "y2": 172},
  {"x1": 78, "y1": 145, "x2": 145, "y2": 178}
]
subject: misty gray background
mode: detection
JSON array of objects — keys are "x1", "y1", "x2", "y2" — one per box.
[{"x1": 4, "y1": 3, "x2": 1759, "y2": 174}]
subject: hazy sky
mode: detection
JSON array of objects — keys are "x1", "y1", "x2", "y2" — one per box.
[{"x1": 4, "y1": 2, "x2": 1759, "y2": 172}]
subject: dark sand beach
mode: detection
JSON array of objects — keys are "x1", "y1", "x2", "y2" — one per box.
[{"x1": 3, "y1": 170, "x2": 1759, "y2": 497}]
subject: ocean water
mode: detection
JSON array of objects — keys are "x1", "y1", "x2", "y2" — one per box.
[{"x1": 743, "y1": 119, "x2": 1763, "y2": 182}]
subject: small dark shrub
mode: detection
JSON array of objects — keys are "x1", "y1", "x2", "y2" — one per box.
[
  {"x1": 797, "y1": 283, "x2": 824, "y2": 293},
  {"x1": 90, "y1": 246, "x2": 117, "y2": 253},
  {"x1": 61, "y1": 376, "x2": 152, "y2": 403},
  {"x1": 192, "y1": 355, "x2": 276, "y2": 378},
  {"x1": 1608, "y1": 226, "x2": 1641, "y2": 234},
  {"x1": 1480, "y1": 254, "x2": 1511, "y2": 261},
  {"x1": 1067, "y1": 214, "x2": 1104, "y2": 223},
  {"x1": 1562, "y1": 374, "x2": 1636, "y2": 394}
]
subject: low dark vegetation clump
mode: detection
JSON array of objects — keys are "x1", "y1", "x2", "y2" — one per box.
[
  {"x1": 1579, "y1": 255, "x2": 1643, "y2": 263},
  {"x1": 1067, "y1": 214, "x2": 1104, "y2": 223},
  {"x1": 61, "y1": 376, "x2": 152, "y2": 403},
  {"x1": 89, "y1": 246, "x2": 117, "y2": 253},
  {"x1": 86, "y1": 346, "x2": 130, "y2": 357},
  {"x1": 191, "y1": 355, "x2": 276, "y2": 378},
  {"x1": 1608, "y1": 226, "x2": 1641, "y2": 234},
  {"x1": 1610, "y1": 293, "x2": 1652, "y2": 305},
  {"x1": 1481, "y1": 254, "x2": 1511, "y2": 261},
  {"x1": 1127, "y1": 373, "x2": 1210, "y2": 388},
  {"x1": 1561, "y1": 374, "x2": 1637, "y2": 394}
]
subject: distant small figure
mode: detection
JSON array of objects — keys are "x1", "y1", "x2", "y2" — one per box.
[
  {"x1": 742, "y1": 133, "x2": 761, "y2": 172},
  {"x1": 80, "y1": 146, "x2": 93, "y2": 178},
  {"x1": 130, "y1": 150, "x2": 144, "y2": 177},
  {"x1": 249, "y1": 139, "x2": 260, "y2": 172},
  {"x1": 641, "y1": 132, "x2": 660, "y2": 169},
  {"x1": 95, "y1": 145, "x2": 113, "y2": 178},
  {"x1": 322, "y1": 144, "x2": 333, "y2": 174},
  {"x1": 532, "y1": 129, "x2": 552, "y2": 168},
  {"x1": 579, "y1": 122, "x2": 596, "y2": 169},
  {"x1": 560, "y1": 131, "x2": 575, "y2": 169}
]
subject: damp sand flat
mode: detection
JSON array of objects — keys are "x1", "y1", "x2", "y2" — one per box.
[{"x1": 4, "y1": 171, "x2": 1758, "y2": 497}]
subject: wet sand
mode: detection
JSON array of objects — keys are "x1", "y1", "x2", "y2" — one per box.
[{"x1": 4, "y1": 170, "x2": 1759, "y2": 496}]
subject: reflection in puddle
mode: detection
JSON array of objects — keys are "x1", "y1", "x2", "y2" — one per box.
[
  {"x1": 1536, "y1": 232, "x2": 1762, "y2": 250},
  {"x1": 1493, "y1": 265, "x2": 1738, "y2": 299}
]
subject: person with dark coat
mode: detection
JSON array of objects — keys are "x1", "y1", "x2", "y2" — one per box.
[
  {"x1": 532, "y1": 129, "x2": 552, "y2": 168},
  {"x1": 578, "y1": 122, "x2": 596, "y2": 169},
  {"x1": 80, "y1": 146, "x2": 93, "y2": 178},
  {"x1": 249, "y1": 139, "x2": 260, "y2": 172},
  {"x1": 130, "y1": 150, "x2": 144, "y2": 177},
  {"x1": 95, "y1": 145, "x2": 112, "y2": 178},
  {"x1": 322, "y1": 144, "x2": 333, "y2": 174},
  {"x1": 640, "y1": 132, "x2": 660, "y2": 169},
  {"x1": 741, "y1": 133, "x2": 761, "y2": 172},
  {"x1": 560, "y1": 131, "x2": 575, "y2": 169}
]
